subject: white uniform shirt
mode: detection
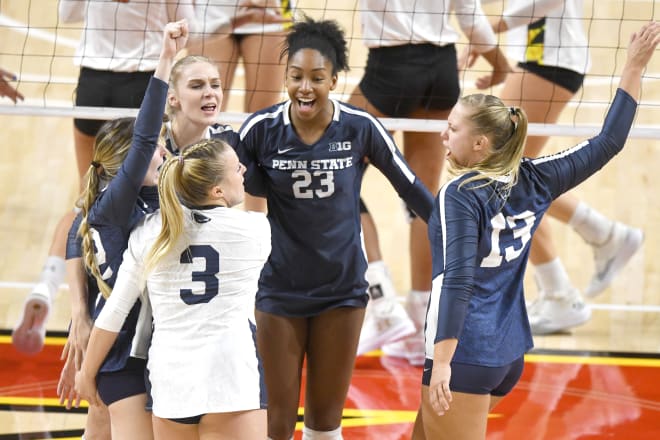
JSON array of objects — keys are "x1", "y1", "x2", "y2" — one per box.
[
  {"x1": 503, "y1": 0, "x2": 590, "y2": 74},
  {"x1": 58, "y1": 0, "x2": 197, "y2": 72},
  {"x1": 96, "y1": 206, "x2": 271, "y2": 418},
  {"x1": 195, "y1": 0, "x2": 295, "y2": 35},
  {"x1": 359, "y1": 0, "x2": 497, "y2": 53}
]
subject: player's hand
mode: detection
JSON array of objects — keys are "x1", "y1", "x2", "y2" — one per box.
[
  {"x1": 234, "y1": 0, "x2": 291, "y2": 29},
  {"x1": 68, "y1": 313, "x2": 93, "y2": 370},
  {"x1": 458, "y1": 47, "x2": 479, "y2": 71},
  {"x1": 626, "y1": 21, "x2": 660, "y2": 70},
  {"x1": 162, "y1": 20, "x2": 189, "y2": 58},
  {"x1": 57, "y1": 340, "x2": 82, "y2": 409},
  {"x1": 74, "y1": 369, "x2": 100, "y2": 407},
  {"x1": 429, "y1": 362, "x2": 452, "y2": 416},
  {"x1": 0, "y1": 68, "x2": 24, "y2": 103}
]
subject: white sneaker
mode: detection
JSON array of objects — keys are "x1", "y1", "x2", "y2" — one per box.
[
  {"x1": 381, "y1": 329, "x2": 425, "y2": 366},
  {"x1": 357, "y1": 297, "x2": 415, "y2": 356},
  {"x1": 528, "y1": 288, "x2": 592, "y2": 335},
  {"x1": 380, "y1": 291, "x2": 429, "y2": 365},
  {"x1": 585, "y1": 222, "x2": 644, "y2": 298},
  {"x1": 12, "y1": 283, "x2": 51, "y2": 355}
]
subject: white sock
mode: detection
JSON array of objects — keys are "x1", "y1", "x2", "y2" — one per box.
[
  {"x1": 302, "y1": 426, "x2": 342, "y2": 440},
  {"x1": 365, "y1": 260, "x2": 395, "y2": 300},
  {"x1": 534, "y1": 258, "x2": 571, "y2": 298},
  {"x1": 35, "y1": 255, "x2": 66, "y2": 301},
  {"x1": 569, "y1": 202, "x2": 613, "y2": 246}
]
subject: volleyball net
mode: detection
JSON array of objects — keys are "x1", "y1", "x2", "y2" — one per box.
[{"x1": 0, "y1": 0, "x2": 659, "y2": 138}]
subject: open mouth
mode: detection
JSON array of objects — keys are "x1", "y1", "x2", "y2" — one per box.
[
  {"x1": 298, "y1": 98, "x2": 315, "y2": 110},
  {"x1": 201, "y1": 103, "x2": 217, "y2": 113}
]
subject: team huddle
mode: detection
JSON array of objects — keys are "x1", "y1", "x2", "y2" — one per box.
[{"x1": 6, "y1": 1, "x2": 659, "y2": 440}]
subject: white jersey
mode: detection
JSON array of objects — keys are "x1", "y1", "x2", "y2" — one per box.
[
  {"x1": 195, "y1": 0, "x2": 295, "y2": 35},
  {"x1": 95, "y1": 206, "x2": 271, "y2": 418},
  {"x1": 359, "y1": 0, "x2": 497, "y2": 53},
  {"x1": 58, "y1": 0, "x2": 197, "y2": 72},
  {"x1": 503, "y1": 0, "x2": 590, "y2": 74}
]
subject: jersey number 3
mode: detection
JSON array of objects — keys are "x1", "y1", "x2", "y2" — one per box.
[
  {"x1": 179, "y1": 245, "x2": 219, "y2": 305},
  {"x1": 481, "y1": 211, "x2": 535, "y2": 268}
]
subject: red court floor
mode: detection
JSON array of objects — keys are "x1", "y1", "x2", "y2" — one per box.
[{"x1": 1, "y1": 331, "x2": 659, "y2": 439}]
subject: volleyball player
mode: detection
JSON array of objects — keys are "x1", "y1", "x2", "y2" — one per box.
[
  {"x1": 237, "y1": 16, "x2": 434, "y2": 440},
  {"x1": 76, "y1": 139, "x2": 269, "y2": 440},
  {"x1": 57, "y1": 20, "x2": 189, "y2": 439},
  {"x1": 12, "y1": 0, "x2": 196, "y2": 356},
  {"x1": 349, "y1": 0, "x2": 511, "y2": 362},
  {"x1": 493, "y1": 0, "x2": 644, "y2": 334},
  {"x1": 190, "y1": 0, "x2": 294, "y2": 213},
  {"x1": 414, "y1": 21, "x2": 659, "y2": 440},
  {"x1": 0, "y1": 67, "x2": 23, "y2": 103}
]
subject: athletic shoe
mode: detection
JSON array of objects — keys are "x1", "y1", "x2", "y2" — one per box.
[
  {"x1": 357, "y1": 297, "x2": 415, "y2": 356},
  {"x1": 381, "y1": 329, "x2": 425, "y2": 366},
  {"x1": 380, "y1": 291, "x2": 429, "y2": 365},
  {"x1": 584, "y1": 222, "x2": 644, "y2": 298},
  {"x1": 527, "y1": 288, "x2": 592, "y2": 335},
  {"x1": 12, "y1": 283, "x2": 51, "y2": 355}
]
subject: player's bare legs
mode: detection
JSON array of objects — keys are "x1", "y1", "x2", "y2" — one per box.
[
  {"x1": 13, "y1": 125, "x2": 95, "y2": 354},
  {"x1": 152, "y1": 409, "x2": 266, "y2": 440},
  {"x1": 256, "y1": 307, "x2": 364, "y2": 440},
  {"x1": 500, "y1": 68, "x2": 642, "y2": 333},
  {"x1": 12, "y1": 209, "x2": 75, "y2": 354},
  {"x1": 412, "y1": 387, "x2": 491, "y2": 440},
  {"x1": 107, "y1": 393, "x2": 152, "y2": 439},
  {"x1": 348, "y1": 90, "x2": 417, "y2": 356}
]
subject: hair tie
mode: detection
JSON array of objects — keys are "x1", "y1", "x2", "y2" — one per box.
[
  {"x1": 509, "y1": 106, "x2": 519, "y2": 131},
  {"x1": 178, "y1": 155, "x2": 184, "y2": 165},
  {"x1": 91, "y1": 161, "x2": 101, "y2": 169}
]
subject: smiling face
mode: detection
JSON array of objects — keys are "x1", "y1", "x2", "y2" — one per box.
[
  {"x1": 443, "y1": 102, "x2": 489, "y2": 168},
  {"x1": 168, "y1": 61, "x2": 223, "y2": 128},
  {"x1": 285, "y1": 48, "x2": 337, "y2": 126}
]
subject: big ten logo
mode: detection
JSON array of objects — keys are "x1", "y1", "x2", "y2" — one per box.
[{"x1": 328, "y1": 141, "x2": 352, "y2": 152}]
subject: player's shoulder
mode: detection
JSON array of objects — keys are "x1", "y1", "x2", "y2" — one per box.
[
  {"x1": 229, "y1": 209, "x2": 270, "y2": 234},
  {"x1": 209, "y1": 123, "x2": 239, "y2": 146},
  {"x1": 132, "y1": 211, "x2": 162, "y2": 239},
  {"x1": 239, "y1": 102, "x2": 287, "y2": 139}
]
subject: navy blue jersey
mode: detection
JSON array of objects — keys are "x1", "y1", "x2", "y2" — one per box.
[
  {"x1": 238, "y1": 99, "x2": 434, "y2": 316},
  {"x1": 85, "y1": 77, "x2": 167, "y2": 373},
  {"x1": 66, "y1": 212, "x2": 100, "y2": 316},
  {"x1": 426, "y1": 88, "x2": 637, "y2": 366}
]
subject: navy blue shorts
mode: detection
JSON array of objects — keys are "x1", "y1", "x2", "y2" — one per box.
[
  {"x1": 517, "y1": 62, "x2": 585, "y2": 94},
  {"x1": 359, "y1": 43, "x2": 460, "y2": 117},
  {"x1": 97, "y1": 357, "x2": 148, "y2": 406},
  {"x1": 169, "y1": 414, "x2": 204, "y2": 424},
  {"x1": 74, "y1": 67, "x2": 153, "y2": 136},
  {"x1": 422, "y1": 356, "x2": 525, "y2": 396}
]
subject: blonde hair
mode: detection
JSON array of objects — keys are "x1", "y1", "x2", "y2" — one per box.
[
  {"x1": 77, "y1": 118, "x2": 135, "y2": 299},
  {"x1": 166, "y1": 55, "x2": 219, "y2": 117},
  {"x1": 451, "y1": 94, "x2": 528, "y2": 191},
  {"x1": 144, "y1": 138, "x2": 233, "y2": 273}
]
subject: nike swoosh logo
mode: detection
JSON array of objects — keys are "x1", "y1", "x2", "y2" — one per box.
[{"x1": 278, "y1": 147, "x2": 295, "y2": 154}]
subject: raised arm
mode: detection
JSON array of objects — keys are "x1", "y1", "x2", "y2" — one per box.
[
  {"x1": 618, "y1": 22, "x2": 660, "y2": 101},
  {"x1": 96, "y1": 20, "x2": 188, "y2": 224}
]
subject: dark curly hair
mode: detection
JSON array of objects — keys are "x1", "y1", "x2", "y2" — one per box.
[{"x1": 281, "y1": 15, "x2": 349, "y2": 75}]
